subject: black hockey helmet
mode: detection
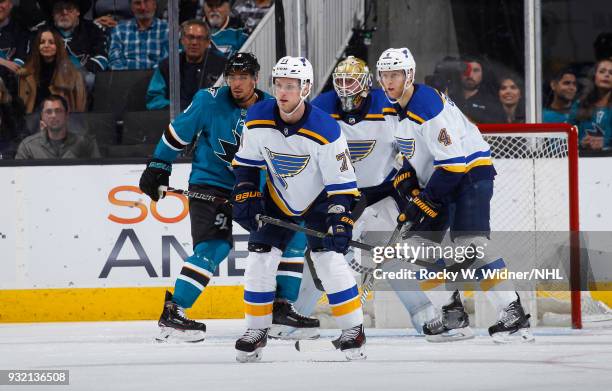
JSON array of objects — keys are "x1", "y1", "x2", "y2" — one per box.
[{"x1": 224, "y1": 52, "x2": 260, "y2": 77}]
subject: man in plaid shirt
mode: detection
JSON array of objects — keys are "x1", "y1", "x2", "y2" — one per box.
[{"x1": 109, "y1": 0, "x2": 169, "y2": 70}]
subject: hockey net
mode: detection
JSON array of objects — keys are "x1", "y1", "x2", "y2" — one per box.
[{"x1": 478, "y1": 123, "x2": 611, "y2": 328}]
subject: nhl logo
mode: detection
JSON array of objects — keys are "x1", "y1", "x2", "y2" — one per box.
[
  {"x1": 283, "y1": 128, "x2": 289, "y2": 135},
  {"x1": 348, "y1": 117, "x2": 356, "y2": 124},
  {"x1": 241, "y1": 109, "x2": 247, "y2": 116}
]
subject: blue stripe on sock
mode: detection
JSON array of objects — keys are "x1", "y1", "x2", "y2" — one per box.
[
  {"x1": 244, "y1": 290, "x2": 276, "y2": 303},
  {"x1": 327, "y1": 285, "x2": 359, "y2": 305}
]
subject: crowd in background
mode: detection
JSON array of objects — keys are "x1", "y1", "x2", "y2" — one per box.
[{"x1": 0, "y1": 0, "x2": 610, "y2": 160}]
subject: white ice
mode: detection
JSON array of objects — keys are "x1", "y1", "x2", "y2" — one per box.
[{"x1": 2, "y1": 320, "x2": 612, "y2": 391}]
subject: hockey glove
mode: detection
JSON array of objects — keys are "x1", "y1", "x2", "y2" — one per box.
[
  {"x1": 323, "y1": 204, "x2": 354, "y2": 254},
  {"x1": 398, "y1": 192, "x2": 441, "y2": 226},
  {"x1": 139, "y1": 158, "x2": 172, "y2": 201},
  {"x1": 231, "y1": 183, "x2": 264, "y2": 232},
  {"x1": 393, "y1": 160, "x2": 421, "y2": 202}
]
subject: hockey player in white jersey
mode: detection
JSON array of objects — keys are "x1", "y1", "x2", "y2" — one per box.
[
  {"x1": 271, "y1": 55, "x2": 445, "y2": 339},
  {"x1": 377, "y1": 47, "x2": 534, "y2": 343},
  {"x1": 231, "y1": 56, "x2": 367, "y2": 362}
]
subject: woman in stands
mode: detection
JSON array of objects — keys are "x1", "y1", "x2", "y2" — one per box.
[
  {"x1": 17, "y1": 27, "x2": 87, "y2": 113},
  {"x1": 577, "y1": 58, "x2": 612, "y2": 151},
  {"x1": 497, "y1": 73, "x2": 525, "y2": 123}
]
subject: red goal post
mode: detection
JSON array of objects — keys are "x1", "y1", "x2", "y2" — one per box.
[{"x1": 478, "y1": 123, "x2": 581, "y2": 329}]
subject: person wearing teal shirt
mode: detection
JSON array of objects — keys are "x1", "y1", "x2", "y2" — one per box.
[
  {"x1": 576, "y1": 59, "x2": 612, "y2": 151},
  {"x1": 543, "y1": 68, "x2": 579, "y2": 125}
]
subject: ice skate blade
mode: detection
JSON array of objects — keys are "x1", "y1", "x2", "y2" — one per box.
[
  {"x1": 491, "y1": 328, "x2": 535, "y2": 344},
  {"x1": 425, "y1": 327, "x2": 475, "y2": 343},
  {"x1": 343, "y1": 347, "x2": 367, "y2": 361},
  {"x1": 268, "y1": 325, "x2": 320, "y2": 340},
  {"x1": 236, "y1": 347, "x2": 264, "y2": 363},
  {"x1": 155, "y1": 327, "x2": 205, "y2": 343}
]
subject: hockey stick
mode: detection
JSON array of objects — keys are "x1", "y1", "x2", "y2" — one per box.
[
  {"x1": 157, "y1": 185, "x2": 229, "y2": 205},
  {"x1": 256, "y1": 215, "x2": 375, "y2": 251}
]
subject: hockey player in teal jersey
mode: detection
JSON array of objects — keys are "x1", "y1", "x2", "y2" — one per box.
[
  {"x1": 231, "y1": 56, "x2": 366, "y2": 362},
  {"x1": 138, "y1": 52, "x2": 316, "y2": 343},
  {"x1": 377, "y1": 48, "x2": 534, "y2": 343}
]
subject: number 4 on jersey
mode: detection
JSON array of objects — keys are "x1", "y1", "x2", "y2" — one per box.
[{"x1": 438, "y1": 128, "x2": 452, "y2": 146}]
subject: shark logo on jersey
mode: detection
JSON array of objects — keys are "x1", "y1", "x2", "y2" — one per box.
[
  {"x1": 347, "y1": 140, "x2": 376, "y2": 163},
  {"x1": 395, "y1": 137, "x2": 415, "y2": 158},
  {"x1": 265, "y1": 147, "x2": 311, "y2": 189},
  {"x1": 215, "y1": 117, "x2": 243, "y2": 166},
  {"x1": 207, "y1": 87, "x2": 220, "y2": 98}
]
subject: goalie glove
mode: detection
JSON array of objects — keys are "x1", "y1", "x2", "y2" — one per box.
[{"x1": 139, "y1": 158, "x2": 172, "y2": 201}]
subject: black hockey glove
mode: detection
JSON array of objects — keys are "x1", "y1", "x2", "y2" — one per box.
[
  {"x1": 231, "y1": 183, "x2": 264, "y2": 232},
  {"x1": 398, "y1": 192, "x2": 441, "y2": 226},
  {"x1": 393, "y1": 159, "x2": 421, "y2": 202},
  {"x1": 139, "y1": 158, "x2": 172, "y2": 201},
  {"x1": 323, "y1": 204, "x2": 354, "y2": 254}
]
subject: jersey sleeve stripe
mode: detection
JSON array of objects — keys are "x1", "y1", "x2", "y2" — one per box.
[
  {"x1": 161, "y1": 133, "x2": 183, "y2": 151},
  {"x1": 466, "y1": 159, "x2": 493, "y2": 170},
  {"x1": 465, "y1": 150, "x2": 492, "y2": 162},
  {"x1": 164, "y1": 124, "x2": 190, "y2": 149},
  {"x1": 433, "y1": 156, "x2": 466, "y2": 165},
  {"x1": 325, "y1": 182, "x2": 358, "y2": 192},
  {"x1": 330, "y1": 114, "x2": 341, "y2": 119},
  {"x1": 297, "y1": 128, "x2": 330, "y2": 145},
  {"x1": 439, "y1": 165, "x2": 467, "y2": 173},
  {"x1": 246, "y1": 119, "x2": 276, "y2": 128},
  {"x1": 232, "y1": 156, "x2": 267, "y2": 167}
]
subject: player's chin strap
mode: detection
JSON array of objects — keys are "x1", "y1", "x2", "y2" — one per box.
[
  {"x1": 382, "y1": 70, "x2": 413, "y2": 105},
  {"x1": 278, "y1": 82, "x2": 310, "y2": 118}
]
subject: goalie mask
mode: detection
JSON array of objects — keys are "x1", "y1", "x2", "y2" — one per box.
[{"x1": 332, "y1": 56, "x2": 372, "y2": 112}]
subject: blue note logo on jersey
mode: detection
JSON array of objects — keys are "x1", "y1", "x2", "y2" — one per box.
[
  {"x1": 396, "y1": 137, "x2": 415, "y2": 158},
  {"x1": 215, "y1": 117, "x2": 243, "y2": 166},
  {"x1": 347, "y1": 140, "x2": 376, "y2": 163},
  {"x1": 265, "y1": 147, "x2": 311, "y2": 189}
]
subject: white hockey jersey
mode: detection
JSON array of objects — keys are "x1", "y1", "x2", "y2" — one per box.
[
  {"x1": 233, "y1": 100, "x2": 359, "y2": 216},
  {"x1": 392, "y1": 84, "x2": 495, "y2": 193},
  {"x1": 312, "y1": 88, "x2": 399, "y2": 189}
]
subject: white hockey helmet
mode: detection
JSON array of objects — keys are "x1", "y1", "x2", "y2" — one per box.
[
  {"x1": 272, "y1": 56, "x2": 314, "y2": 97},
  {"x1": 376, "y1": 48, "x2": 416, "y2": 103}
]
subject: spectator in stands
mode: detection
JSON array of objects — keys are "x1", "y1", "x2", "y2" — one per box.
[
  {"x1": 455, "y1": 57, "x2": 505, "y2": 123},
  {"x1": 577, "y1": 58, "x2": 612, "y2": 151},
  {"x1": 0, "y1": 0, "x2": 28, "y2": 96},
  {"x1": 36, "y1": 0, "x2": 108, "y2": 91},
  {"x1": 87, "y1": 0, "x2": 132, "y2": 29},
  {"x1": 543, "y1": 68, "x2": 578, "y2": 124},
  {"x1": 232, "y1": 0, "x2": 272, "y2": 35},
  {"x1": 498, "y1": 74, "x2": 525, "y2": 123},
  {"x1": 109, "y1": 0, "x2": 169, "y2": 70},
  {"x1": 0, "y1": 76, "x2": 26, "y2": 159},
  {"x1": 203, "y1": 0, "x2": 247, "y2": 57},
  {"x1": 15, "y1": 94, "x2": 99, "y2": 158},
  {"x1": 17, "y1": 27, "x2": 87, "y2": 113},
  {"x1": 146, "y1": 19, "x2": 226, "y2": 110}
]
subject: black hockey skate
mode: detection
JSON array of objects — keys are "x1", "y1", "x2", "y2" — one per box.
[
  {"x1": 235, "y1": 328, "x2": 269, "y2": 363},
  {"x1": 338, "y1": 324, "x2": 366, "y2": 360},
  {"x1": 422, "y1": 290, "x2": 475, "y2": 343},
  {"x1": 156, "y1": 291, "x2": 206, "y2": 343},
  {"x1": 488, "y1": 293, "x2": 535, "y2": 343},
  {"x1": 268, "y1": 301, "x2": 321, "y2": 340}
]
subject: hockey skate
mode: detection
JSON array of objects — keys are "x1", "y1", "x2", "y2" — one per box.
[
  {"x1": 422, "y1": 290, "x2": 475, "y2": 343},
  {"x1": 268, "y1": 301, "x2": 320, "y2": 340},
  {"x1": 156, "y1": 291, "x2": 206, "y2": 343},
  {"x1": 488, "y1": 294, "x2": 535, "y2": 344},
  {"x1": 338, "y1": 324, "x2": 366, "y2": 361},
  {"x1": 235, "y1": 328, "x2": 269, "y2": 363}
]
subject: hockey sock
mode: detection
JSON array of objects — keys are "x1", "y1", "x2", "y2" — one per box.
[
  {"x1": 311, "y1": 251, "x2": 363, "y2": 329},
  {"x1": 244, "y1": 247, "x2": 283, "y2": 328},
  {"x1": 275, "y1": 232, "x2": 306, "y2": 302},
  {"x1": 475, "y1": 258, "x2": 518, "y2": 311},
  {"x1": 173, "y1": 240, "x2": 231, "y2": 309},
  {"x1": 293, "y1": 256, "x2": 323, "y2": 316}
]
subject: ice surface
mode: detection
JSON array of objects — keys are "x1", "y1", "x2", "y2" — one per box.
[{"x1": 2, "y1": 320, "x2": 612, "y2": 391}]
